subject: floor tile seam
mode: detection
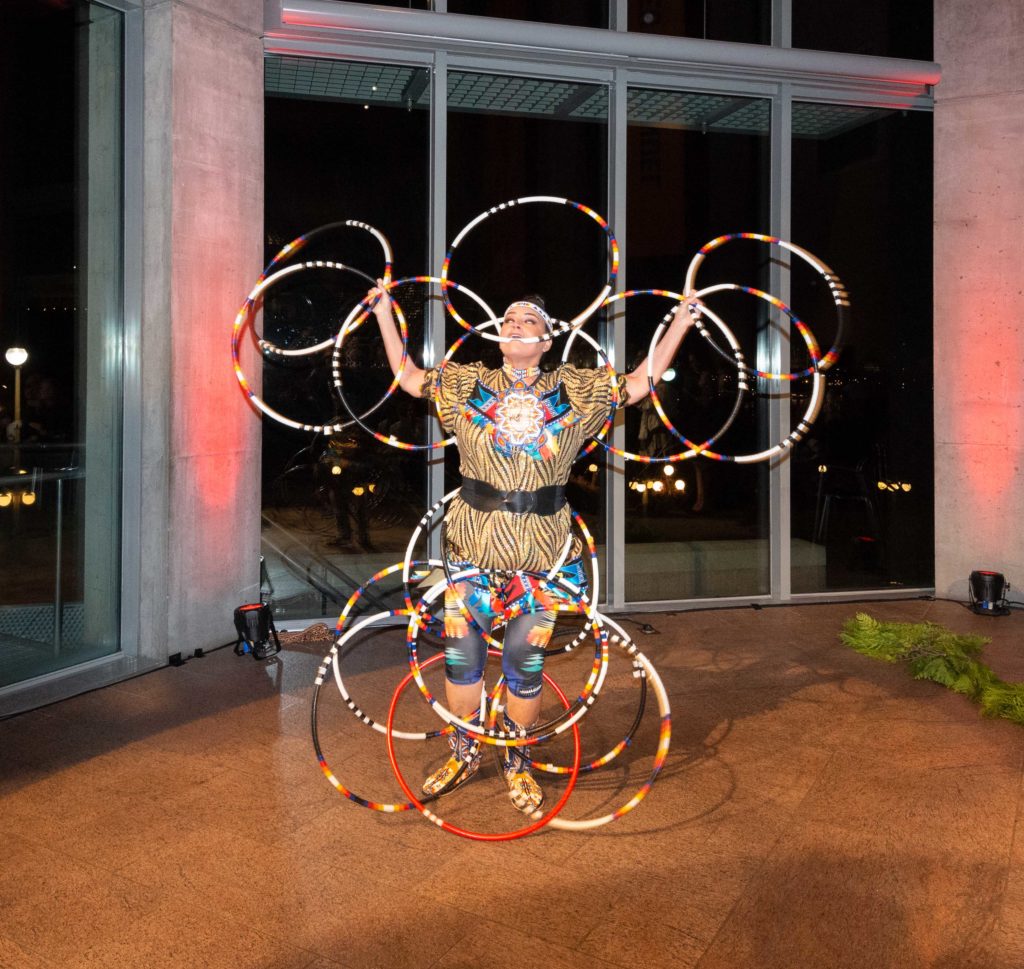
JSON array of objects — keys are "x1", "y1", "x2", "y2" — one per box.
[
  {"x1": 810, "y1": 760, "x2": 1024, "y2": 787},
  {"x1": 430, "y1": 883, "x2": 621, "y2": 949},
  {"x1": 985, "y1": 747, "x2": 1024, "y2": 935},
  {"x1": 475, "y1": 915, "x2": 637, "y2": 969},
  {"x1": 688, "y1": 825, "x2": 791, "y2": 969},
  {"x1": 5, "y1": 828, "x2": 169, "y2": 886},
  {"x1": 780, "y1": 735, "x2": 1024, "y2": 821},
  {"x1": 421, "y1": 918, "x2": 488, "y2": 969},
  {"x1": 0, "y1": 931, "x2": 59, "y2": 969},
  {"x1": 143, "y1": 890, "x2": 334, "y2": 966}
]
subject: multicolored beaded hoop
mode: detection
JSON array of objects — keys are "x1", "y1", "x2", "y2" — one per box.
[
  {"x1": 684, "y1": 232, "x2": 848, "y2": 380},
  {"x1": 386, "y1": 649, "x2": 582, "y2": 841},
  {"x1": 593, "y1": 289, "x2": 747, "y2": 464},
  {"x1": 330, "y1": 275, "x2": 495, "y2": 451},
  {"x1": 231, "y1": 260, "x2": 408, "y2": 435},
  {"x1": 440, "y1": 196, "x2": 619, "y2": 343},
  {"x1": 230, "y1": 202, "x2": 848, "y2": 837},
  {"x1": 255, "y1": 220, "x2": 394, "y2": 359}
]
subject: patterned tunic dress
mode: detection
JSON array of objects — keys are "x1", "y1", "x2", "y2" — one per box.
[{"x1": 422, "y1": 362, "x2": 627, "y2": 573}]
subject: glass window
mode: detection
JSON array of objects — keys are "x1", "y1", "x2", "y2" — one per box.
[
  {"x1": 0, "y1": 1, "x2": 124, "y2": 687},
  {"x1": 263, "y1": 55, "x2": 431, "y2": 620},
  {"x1": 323, "y1": 0, "x2": 606, "y2": 24},
  {"x1": 446, "y1": 1, "x2": 608, "y2": 28},
  {"x1": 628, "y1": 0, "x2": 770, "y2": 45},
  {"x1": 327, "y1": 0, "x2": 432, "y2": 8},
  {"x1": 445, "y1": 70, "x2": 610, "y2": 596},
  {"x1": 625, "y1": 88, "x2": 770, "y2": 601},
  {"x1": 792, "y1": 0, "x2": 933, "y2": 61},
  {"x1": 790, "y1": 104, "x2": 933, "y2": 592}
]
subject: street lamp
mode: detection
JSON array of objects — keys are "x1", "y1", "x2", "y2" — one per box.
[{"x1": 5, "y1": 346, "x2": 27, "y2": 444}]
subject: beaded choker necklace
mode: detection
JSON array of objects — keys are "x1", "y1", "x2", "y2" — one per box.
[{"x1": 502, "y1": 363, "x2": 541, "y2": 382}]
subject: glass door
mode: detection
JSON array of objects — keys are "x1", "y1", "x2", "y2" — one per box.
[{"x1": 0, "y1": 1, "x2": 125, "y2": 687}]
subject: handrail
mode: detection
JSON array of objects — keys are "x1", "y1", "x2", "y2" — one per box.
[
  {"x1": 0, "y1": 468, "x2": 85, "y2": 489},
  {"x1": 260, "y1": 513, "x2": 392, "y2": 615}
]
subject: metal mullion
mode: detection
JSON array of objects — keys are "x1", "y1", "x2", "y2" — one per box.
[
  {"x1": 772, "y1": 0, "x2": 792, "y2": 49},
  {"x1": 606, "y1": 67, "x2": 627, "y2": 610},
  {"x1": 769, "y1": 85, "x2": 792, "y2": 603},
  {"x1": 426, "y1": 49, "x2": 447, "y2": 560},
  {"x1": 119, "y1": 4, "x2": 144, "y2": 659},
  {"x1": 610, "y1": 0, "x2": 627, "y2": 31}
]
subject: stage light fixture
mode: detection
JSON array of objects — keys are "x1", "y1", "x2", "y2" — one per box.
[
  {"x1": 233, "y1": 602, "x2": 282, "y2": 659},
  {"x1": 968, "y1": 570, "x2": 1010, "y2": 617}
]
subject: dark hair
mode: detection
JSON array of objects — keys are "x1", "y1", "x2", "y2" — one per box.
[{"x1": 510, "y1": 293, "x2": 554, "y2": 365}]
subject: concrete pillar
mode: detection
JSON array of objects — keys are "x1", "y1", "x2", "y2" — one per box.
[
  {"x1": 934, "y1": 1, "x2": 1024, "y2": 600},
  {"x1": 139, "y1": 0, "x2": 263, "y2": 660},
  {"x1": 81, "y1": 5, "x2": 124, "y2": 650}
]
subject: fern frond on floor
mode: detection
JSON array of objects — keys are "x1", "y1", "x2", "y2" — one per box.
[{"x1": 840, "y1": 613, "x2": 1024, "y2": 726}]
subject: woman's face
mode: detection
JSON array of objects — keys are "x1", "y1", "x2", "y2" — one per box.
[{"x1": 499, "y1": 304, "x2": 550, "y2": 366}]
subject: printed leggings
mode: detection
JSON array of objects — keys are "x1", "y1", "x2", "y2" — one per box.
[{"x1": 442, "y1": 558, "x2": 586, "y2": 699}]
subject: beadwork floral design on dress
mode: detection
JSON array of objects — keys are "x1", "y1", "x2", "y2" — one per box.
[{"x1": 462, "y1": 377, "x2": 578, "y2": 460}]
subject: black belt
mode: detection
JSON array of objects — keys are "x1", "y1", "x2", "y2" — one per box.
[{"x1": 459, "y1": 477, "x2": 566, "y2": 516}]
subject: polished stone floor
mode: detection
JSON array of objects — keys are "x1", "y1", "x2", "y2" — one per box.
[{"x1": 2, "y1": 598, "x2": 1023, "y2": 969}]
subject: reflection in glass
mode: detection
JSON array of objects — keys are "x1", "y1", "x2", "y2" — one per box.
[
  {"x1": 0, "y1": 1, "x2": 124, "y2": 687},
  {"x1": 447, "y1": 0, "x2": 607, "y2": 28},
  {"x1": 792, "y1": 0, "x2": 933, "y2": 61},
  {"x1": 790, "y1": 105, "x2": 933, "y2": 592},
  {"x1": 628, "y1": 0, "x2": 769, "y2": 45},
  {"x1": 625, "y1": 88, "x2": 770, "y2": 601},
  {"x1": 263, "y1": 59, "x2": 432, "y2": 620},
  {"x1": 446, "y1": 70, "x2": 609, "y2": 598}
]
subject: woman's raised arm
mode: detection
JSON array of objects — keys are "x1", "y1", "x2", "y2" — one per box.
[
  {"x1": 369, "y1": 279, "x2": 427, "y2": 398},
  {"x1": 622, "y1": 297, "x2": 701, "y2": 405}
]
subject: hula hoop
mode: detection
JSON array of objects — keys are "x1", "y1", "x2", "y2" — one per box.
[
  {"x1": 593, "y1": 289, "x2": 747, "y2": 464},
  {"x1": 399, "y1": 490, "x2": 599, "y2": 651},
  {"x1": 311, "y1": 621, "x2": 426, "y2": 814},
  {"x1": 433, "y1": 505, "x2": 602, "y2": 669},
  {"x1": 256, "y1": 220, "x2": 394, "y2": 358},
  {"x1": 684, "y1": 232, "x2": 848, "y2": 378},
  {"x1": 440, "y1": 196, "x2": 619, "y2": 342},
  {"x1": 406, "y1": 570, "x2": 610, "y2": 746},
  {"x1": 651, "y1": 296, "x2": 826, "y2": 464},
  {"x1": 533, "y1": 631, "x2": 647, "y2": 777},
  {"x1": 678, "y1": 283, "x2": 825, "y2": 380},
  {"x1": 231, "y1": 260, "x2": 409, "y2": 434},
  {"x1": 545, "y1": 616, "x2": 672, "y2": 831},
  {"x1": 257, "y1": 262, "x2": 376, "y2": 359},
  {"x1": 318, "y1": 610, "x2": 445, "y2": 741},
  {"x1": 386, "y1": 649, "x2": 582, "y2": 841},
  {"x1": 332, "y1": 559, "x2": 438, "y2": 639},
  {"x1": 331, "y1": 276, "x2": 497, "y2": 452},
  {"x1": 313, "y1": 647, "x2": 481, "y2": 813}
]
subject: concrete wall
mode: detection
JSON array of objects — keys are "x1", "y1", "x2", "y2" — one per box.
[
  {"x1": 139, "y1": 0, "x2": 263, "y2": 659},
  {"x1": 934, "y1": 1, "x2": 1024, "y2": 601}
]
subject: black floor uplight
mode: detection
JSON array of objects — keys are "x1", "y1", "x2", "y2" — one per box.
[
  {"x1": 233, "y1": 603, "x2": 282, "y2": 659},
  {"x1": 968, "y1": 570, "x2": 1011, "y2": 617}
]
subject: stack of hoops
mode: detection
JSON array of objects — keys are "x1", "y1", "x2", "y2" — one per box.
[{"x1": 231, "y1": 197, "x2": 848, "y2": 840}]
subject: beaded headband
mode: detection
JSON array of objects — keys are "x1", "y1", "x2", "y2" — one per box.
[{"x1": 505, "y1": 301, "x2": 553, "y2": 333}]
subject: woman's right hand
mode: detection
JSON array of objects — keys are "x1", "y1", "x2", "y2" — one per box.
[{"x1": 368, "y1": 278, "x2": 391, "y2": 321}]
